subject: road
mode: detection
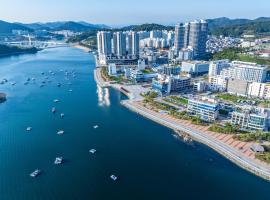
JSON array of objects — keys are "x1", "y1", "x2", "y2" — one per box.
[{"x1": 123, "y1": 100, "x2": 270, "y2": 181}]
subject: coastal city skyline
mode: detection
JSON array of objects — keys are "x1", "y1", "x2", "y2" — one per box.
[
  {"x1": 1, "y1": 1, "x2": 270, "y2": 199},
  {"x1": 0, "y1": 0, "x2": 270, "y2": 25}
]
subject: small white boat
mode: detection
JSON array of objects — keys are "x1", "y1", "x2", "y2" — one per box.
[
  {"x1": 53, "y1": 99, "x2": 59, "y2": 103},
  {"x1": 11, "y1": 82, "x2": 16, "y2": 86},
  {"x1": 26, "y1": 127, "x2": 32, "y2": 131},
  {"x1": 60, "y1": 113, "x2": 64, "y2": 118},
  {"x1": 30, "y1": 169, "x2": 41, "y2": 177},
  {"x1": 69, "y1": 89, "x2": 73, "y2": 92},
  {"x1": 52, "y1": 107, "x2": 56, "y2": 113},
  {"x1": 57, "y1": 130, "x2": 64, "y2": 135},
  {"x1": 93, "y1": 125, "x2": 99, "y2": 129},
  {"x1": 57, "y1": 83, "x2": 61, "y2": 87},
  {"x1": 89, "y1": 149, "x2": 96, "y2": 154},
  {"x1": 54, "y1": 157, "x2": 63, "y2": 165},
  {"x1": 110, "y1": 175, "x2": 118, "y2": 181}
]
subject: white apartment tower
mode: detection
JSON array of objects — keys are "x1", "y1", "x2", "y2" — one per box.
[
  {"x1": 113, "y1": 32, "x2": 126, "y2": 56},
  {"x1": 174, "y1": 23, "x2": 185, "y2": 54},
  {"x1": 97, "y1": 31, "x2": 112, "y2": 56},
  {"x1": 131, "y1": 31, "x2": 139, "y2": 57}
]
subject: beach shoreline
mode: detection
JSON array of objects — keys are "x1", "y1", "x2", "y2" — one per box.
[{"x1": 71, "y1": 43, "x2": 91, "y2": 52}]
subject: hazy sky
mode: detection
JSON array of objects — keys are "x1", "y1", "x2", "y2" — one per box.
[{"x1": 0, "y1": 0, "x2": 269, "y2": 25}]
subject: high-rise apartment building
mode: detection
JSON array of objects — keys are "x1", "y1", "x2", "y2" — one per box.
[
  {"x1": 188, "y1": 20, "x2": 208, "y2": 59},
  {"x1": 97, "y1": 31, "x2": 112, "y2": 56},
  {"x1": 174, "y1": 20, "x2": 208, "y2": 59},
  {"x1": 131, "y1": 31, "x2": 139, "y2": 57},
  {"x1": 174, "y1": 23, "x2": 185, "y2": 54},
  {"x1": 113, "y1": 32, "x2": 126, "y2": 56}
]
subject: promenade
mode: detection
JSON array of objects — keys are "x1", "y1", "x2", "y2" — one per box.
[
  {"x1": 122, "y1": 100, "x2": 270, "y2": 181},
  {"x1": 94, "y1": 66, "x2": 270, "y2": 181}
]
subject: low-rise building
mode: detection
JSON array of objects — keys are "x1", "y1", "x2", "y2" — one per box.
[
  {"x1": 209, "y1": 75, "x2": 228, "y2": 91},
  {"x1": 152, "y1": 74, "x2": 190, "y2": 94},
  {"x1": 187, "y1": 97, "x2": 219, "y2": 122},
  {"x1": 163, "y1": 65, "x2": 181, "y2": 76},
  {"x1": 193, "y1": 81, "x2": 207, "y2": 93},
  {"x1": 181, "y1": 61, "x2": 209, "y2": 76},
  {"x1": 247, "y1": 82, "x2": 270, "y2": 99},
  {"x1": 108, "y1": 64, "x2": 117, "y2": 76},
  {"x1": 130, "y1": 69, "x2": 157, "y2": 83},
  {"x1": 231, "y1": 109, "x2": 269, "y2": 131}
]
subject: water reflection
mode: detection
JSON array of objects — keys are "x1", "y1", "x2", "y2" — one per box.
[{"x1": 97, "y1": 85, "x2": 110, "y2": 106}]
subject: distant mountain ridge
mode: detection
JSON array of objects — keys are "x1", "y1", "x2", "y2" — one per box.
[
  {"x1": 0, "y1": 20, "x2": 33, "y2": 34},
  {"x1": 207, "y1": 17, "x2": 270, "y2": 36},
  {"x1": 1, "y1": 17, "x2": 270, "y2": 37},
  {"x1": 0, "y1": 20, "x2": 111, "y2": 34}
]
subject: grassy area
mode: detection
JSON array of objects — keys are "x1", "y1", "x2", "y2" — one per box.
[
  {"x1": 215, "y1": 93, "x2": 248, "y2": 103},
  {"x1": 100, "y1": 67, "x2": 125, "y2": 83},
  {"x1": 233, "y1": 132, "x2": 270, "y2": 142},
  {"x1": 212, "y1": 48, "x2": 270, "y2": 67},
  {"x1": 164, "y1": 96, "x2": 188, "y2": 106},
  {"x1": 259, "y1": 100, "x2": 270, "y2": 108},
  {"x1": 255, "y1": 153, "x2": 270, "y2": 164},
  {"x1": 208, "y1": 123, "x2": 239, "y2": 134},
  {"x1": 141, "y1": 69, "x2": 153, "y2": 74},
  {"x1": 238, "y1": 54, "x2": 270, "y2": 66}
]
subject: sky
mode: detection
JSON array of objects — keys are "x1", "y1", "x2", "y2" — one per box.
[{"x1": 0, "y1": 0, "x2": 269, "y2": 26}]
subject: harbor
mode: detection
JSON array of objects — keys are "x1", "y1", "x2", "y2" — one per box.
[{"x1": 0, "y1": 47, "x2": 270, "y2": 199}]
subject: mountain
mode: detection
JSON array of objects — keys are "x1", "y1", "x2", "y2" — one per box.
[
  {"x1": 0, "y1": 20, "x2": 32, "y2": 34},
  {"x1": 52, "y1": 21, "x2": 101, "y2": 32},
  {"x1": 77, "y1": 21, "x2": 110, "y2": 29},
  {"x1": 119, "y1": 23, "x2": 174, "y2": 31},
  {"x1": 206, "y1": 17, "x2": 252, "y2": 30},
  {"x1": 16, "y1": 23, "x2": 51, "y2": 31},
  {"x1": 208, "y1": 17, "x2": 270, "y2": 37}
]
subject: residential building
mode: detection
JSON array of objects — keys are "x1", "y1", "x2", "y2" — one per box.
[
  {"x1": 131, "y1": 31, "x2": 139, "y2": 57},
  {"x1": 174, "y1": 23, "x2": 185, "y2": 54},
  {"x1": 187, "y1": 20, "x2": 208, "y2": 59},
  {"x1": 97, "y1": 31, "x2": 112, "y2": 56},
  {"x1": 113, "y1": 32, "x2": 126, "y2": 56}
]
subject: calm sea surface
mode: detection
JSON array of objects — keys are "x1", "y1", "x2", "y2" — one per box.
[{"x1": 0, "y1": 47, "x2": 270, "y2": 200}]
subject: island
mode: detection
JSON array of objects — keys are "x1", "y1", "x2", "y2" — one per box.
[{"x1": 0, "y1": 44, "x2": 38, "y2": 57}]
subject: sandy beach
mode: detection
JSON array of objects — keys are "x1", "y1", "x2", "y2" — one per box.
[{"x1": 72, "y1": 44, "x2": 91, "y2": 52}]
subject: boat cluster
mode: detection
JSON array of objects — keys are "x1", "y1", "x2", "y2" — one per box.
[{"x1": 20, "y1": 69, "x2": 118, "y2": 181}]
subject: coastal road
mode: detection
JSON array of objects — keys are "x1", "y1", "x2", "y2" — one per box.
[{"x1": 123, "y1": 100, "x2": 270, "y2": 181}]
